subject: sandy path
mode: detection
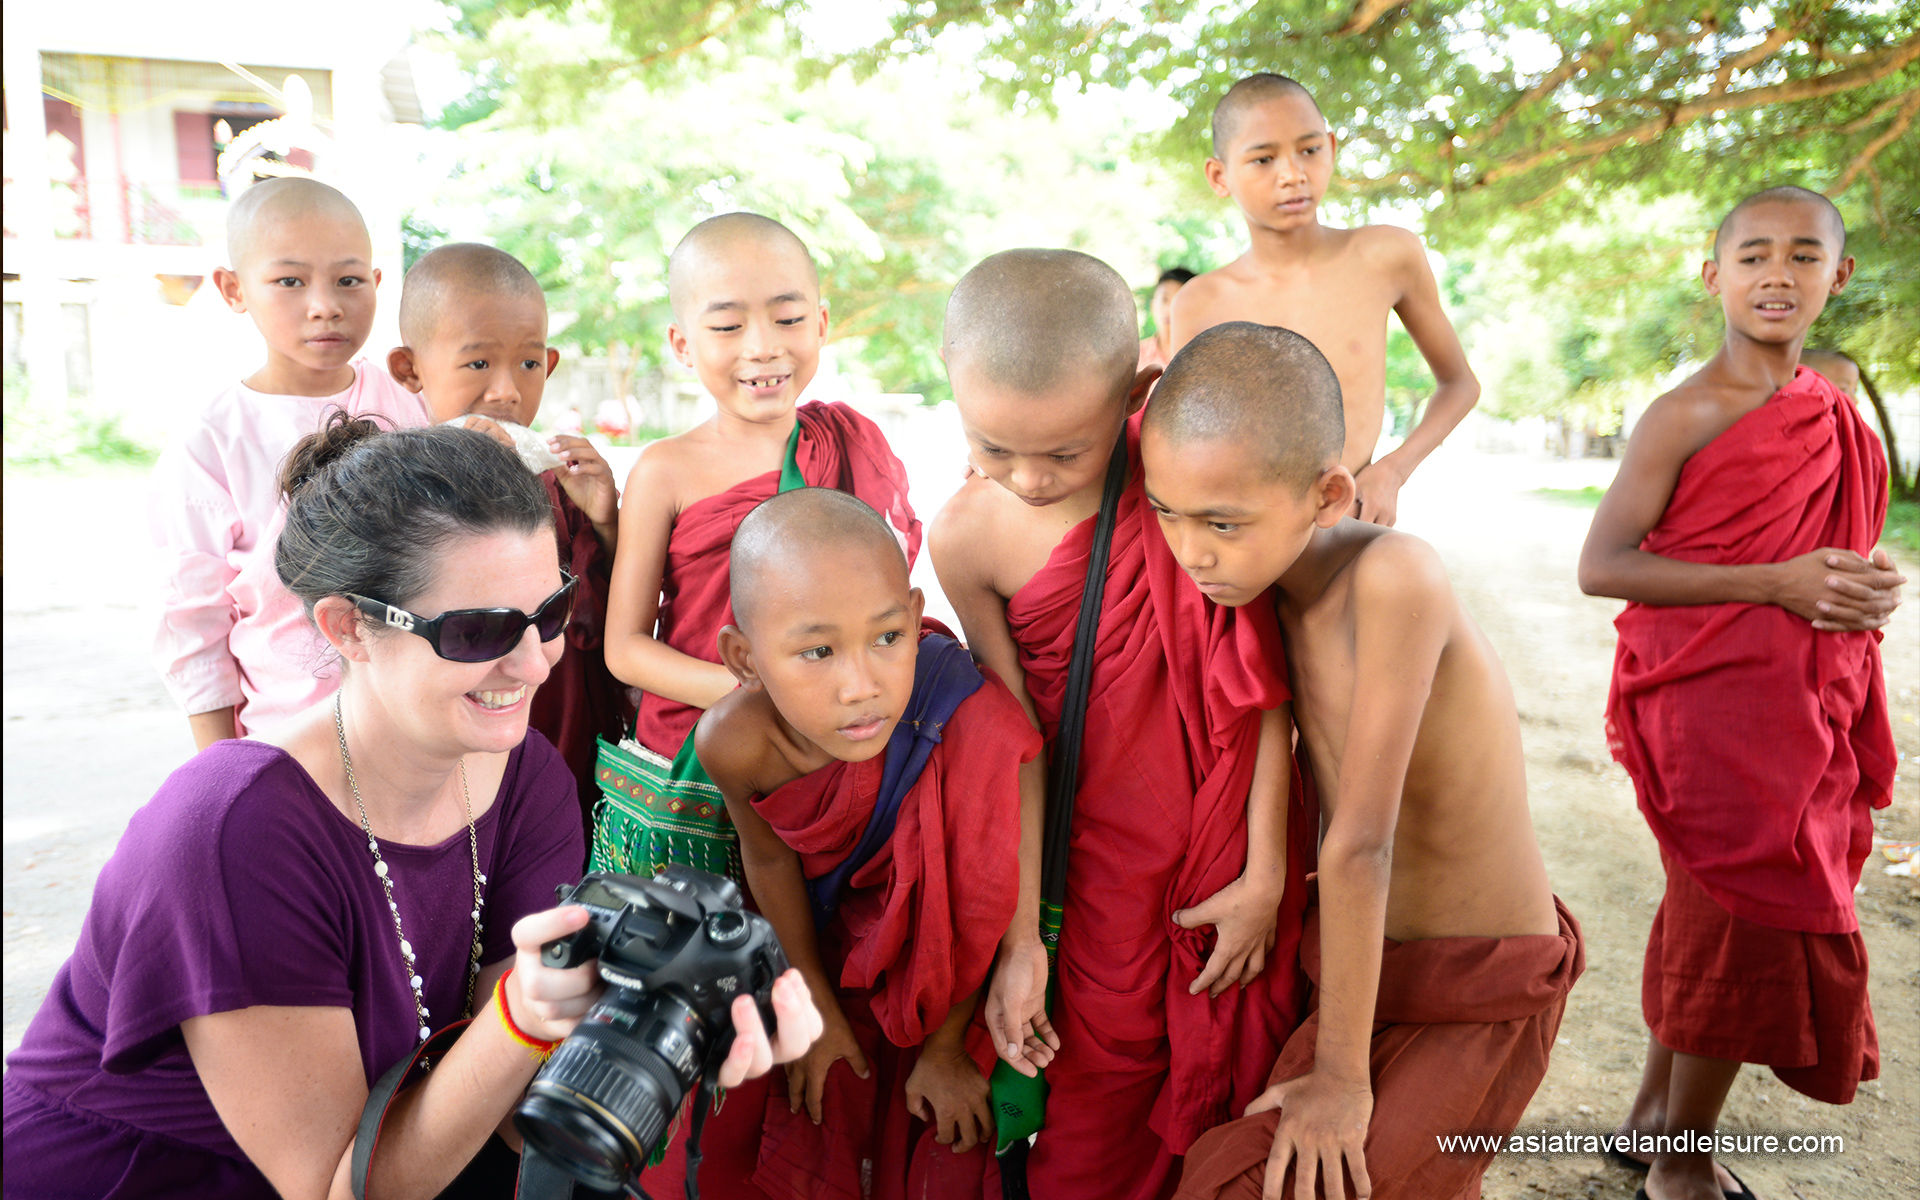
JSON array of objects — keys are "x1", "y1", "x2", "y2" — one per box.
[{"x1": 5, "y1": 446, "x2": 1915, "y2": 1199}]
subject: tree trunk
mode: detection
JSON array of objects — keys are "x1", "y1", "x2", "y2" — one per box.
[{"x1": 1854, "y1": 362, "x2": 1911, "y2": 500}]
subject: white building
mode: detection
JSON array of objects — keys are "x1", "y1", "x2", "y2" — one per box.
[{"x1": 4, "y1": 3, "x2": 428, "y2": 441}]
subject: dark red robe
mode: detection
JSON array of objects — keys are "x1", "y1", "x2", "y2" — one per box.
[
  {"x1": 1007, "y1": 416, "x2": 1313, "y2": 1200},
  {"x1": 528, "y1": 475, "x2": 629, "y2": 833},
  {"x1": 1606, "y1": 366, "x2": 1892, "y2": 1097},
  {"x1": 631, "y1": 402, "x2": 923, "y2": 756},
  {"x1": 746, "y1": 656, "x2": 1040, "y2": 1200},
  {"x1": 1176, "y1": 899, "x2": 1585, "y2": 1200}
]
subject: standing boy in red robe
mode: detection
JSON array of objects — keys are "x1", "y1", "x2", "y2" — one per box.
[
  {"x1": 931, "y1": 249, "x2": 1314, "y2": 1200},
  {"x1": 597, "y1": 212, "x2": 921, "y2": 884},
  {"x1": 1141, "y1": 322, "x2": 1581, "y2": 1200},
  {"x1": 387, "y1": 242, "x2": 626, "y2": 827},
  {"x1": 694, "y1": 487, "x2": 1043, "y2": 1200},
  {"x1": 1580, "y1": 186, "x2": 1902, "y2": 1200}
]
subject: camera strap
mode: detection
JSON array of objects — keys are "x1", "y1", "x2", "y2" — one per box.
[{"x1": 351, "y1": 1019, "x2": 473, "y2": 1200}]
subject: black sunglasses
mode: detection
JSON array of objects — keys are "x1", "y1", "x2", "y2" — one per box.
[{"x1": 348, "y1": 573, "x2": 578, "y2": 663}]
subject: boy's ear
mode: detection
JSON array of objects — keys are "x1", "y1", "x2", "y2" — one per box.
[
  {"x1": 1126, "y1": 366, "x2": 1162, "y2": 416},
  {"x1": 907, "y1": 586, "x2": 926, "y2": 626},
  {"x1": 1830, "y1": 254, "x2": 1856, "y2": 294},
  {"x1": 717, "y1": 625, "x2": 762, "y2": 689},
  {"x1": 665, "y1": 323, "x2": 692, "y2": 367},
  {"x1": 545, "y1": 347, "x2": 561, "y2": 378},
  {"x1": 1203, "y1": 157, "x2": 1231, "y2": 198},
  {"x1": 314, "y1": 596, "x2": 372, "y2": 662},
  {"x1": 1312, "y1": 464, "x2": 1356, "y2": 528},
  {"x1": 387, "y1": 346, "x2": 426, "y2": 394},
  {"x1": 212, "y1": 267, "x2": 248, "y2": 314},
  {"x1": 817, "y1": 298, "x2": 830, "y2": 341},
  {"x1": 1701, "y1": 258, "x2": 1721, "y2": 297}
]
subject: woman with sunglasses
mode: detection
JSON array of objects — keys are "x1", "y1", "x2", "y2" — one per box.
[{"x1": 3, "y1": 416, "x2": 822, "y2": 1200}]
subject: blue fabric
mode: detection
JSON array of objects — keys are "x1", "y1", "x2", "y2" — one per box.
[{"x1": 805, "y1": 634, "x2": 983, "y2": 925}]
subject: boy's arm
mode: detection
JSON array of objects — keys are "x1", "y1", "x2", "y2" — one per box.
[
  {"x1": 1359, "y1": 230, "x2": 1480, "y2": 527},
  {"x1": 1174, "y1": 703, "x2": 1292, "y2": 996},
  {"x1": 602, "y1": 449, "x2": 738, "y2": 706},
  {"x1": 928, "y1": 496, "x2": 1055, "y2": 1074},
  {"x1": 904, "y1": 989, "x2": 995, "y2": 1153},
  {"x1": 1249, "y1": 538, "x2": 1446, "y2": 1200},
  {"x1": 189, "y1": 708, "x2": 239, "y2": 751},
  {"x1": 151, "y1": 444, "x2": 246, "y2": 745},
  {"x1": 709, "y1": 742, "x2": 871, "y2": 1124},
  {"x1": 1578, "y1": 392, "x2": 1904, "y2": 629}
]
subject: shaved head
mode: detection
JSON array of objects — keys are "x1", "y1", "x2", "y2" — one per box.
[
  {"x1": 1714, "y1": 185, "x2": 1845, "y2": 259},
  {"x1": 1146, "y1": 322, "x2": 1344, "y2": 491},
  {"x1": 944, "y1": 248, "x2": 1138, "y2": 397},
  {"x1": 668, "y1": 212, "x2": 819, "y2": 322},
  {"x1": 730, "y1": 488, "x2": 909, "y2": 630},
  {"x1": 399, "y1": 242, "x2": 546, "y2": 348},
  {"x1": 1211, "y1": 73, "x2": 1322, "y2": 158},
  {"x1": 225, "y1": 177, "x2": 368, "y2": 270}
]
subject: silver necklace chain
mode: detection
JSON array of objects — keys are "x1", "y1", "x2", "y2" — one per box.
[{"x1": 333, "y1": 693, "x2": 487, "y2": 1043}]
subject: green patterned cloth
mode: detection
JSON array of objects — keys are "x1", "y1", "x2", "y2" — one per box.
[{"x1": 591, "y1": 732, "x2": 743, "y2": 885}]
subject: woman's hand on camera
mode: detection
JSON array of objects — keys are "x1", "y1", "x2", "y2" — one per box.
[
  {"x1": 507, "y1": 905, "x2": 606, "y2": 1042},
  {"x1": 718, "y1": 969, "x2": 825, "y2": 1089}
]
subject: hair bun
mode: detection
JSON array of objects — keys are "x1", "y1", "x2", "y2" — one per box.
[{"x1": 279, "y1": 410, "x2": 390, "y2": 503}]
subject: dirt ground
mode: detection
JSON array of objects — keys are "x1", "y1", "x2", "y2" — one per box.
[
  {"x1": 4, "y1": 445, "x2": 1916, "y2": 1199},
  {"x1": 1390, "y1": 450, "x2": 1919, "y2": 1200}
]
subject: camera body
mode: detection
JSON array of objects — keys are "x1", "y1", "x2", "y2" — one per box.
[{"x1": 514, "y1": 865, "x2": 788, "y2": 1191}]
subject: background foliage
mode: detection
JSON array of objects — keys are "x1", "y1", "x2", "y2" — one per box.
[{"x1": 421, "y1": 0, "x2": 1917, "y2": 465}]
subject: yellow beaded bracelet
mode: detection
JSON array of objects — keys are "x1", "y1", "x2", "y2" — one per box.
[{"x1": 494, "y1": 966, "x2": 560, "y2": 1062}]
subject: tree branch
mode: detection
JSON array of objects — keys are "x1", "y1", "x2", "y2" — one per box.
[
  {"x1": 1335, "y1": 0, "x2": 1402, "y2": 37},
  {"x1": 1709, "y1": 22, "x2": 1798, "y2": 93},
  {"x1": 1827, "y1": 89, "x2": 1920, "y2": 196}
]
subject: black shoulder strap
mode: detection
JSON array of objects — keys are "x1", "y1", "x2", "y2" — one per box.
[
  {"x1": 352, "y1": 1020, "x2": 472, "y2": 1200},
  {"x1": 1039, "y1": 429, "x2": 1129, "y2": 902}
]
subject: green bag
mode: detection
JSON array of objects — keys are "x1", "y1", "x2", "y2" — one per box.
[{"x1": 591, "y1": 733, "x2": 743, "y2": 885}]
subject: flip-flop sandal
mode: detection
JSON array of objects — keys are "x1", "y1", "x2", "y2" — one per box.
[
  {"x1": 1605, "y1": 1144, "x2": 1652, "y2": 1173},
  {"x1": 1631, "y1": 1169, "x2": 1762, "y2": 1200}
]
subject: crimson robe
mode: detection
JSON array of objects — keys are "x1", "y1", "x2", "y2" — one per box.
[
  {"x1": 747, "y1": 653, "x2": 1040, "y2": 1200},
  {"x1": 631, "y1": 401, "x2": 923, "y2": 756},
  {"x1": 1008, "y1": 416, "x2": 1313, "y2": 1200},
  {"x1": 1175, "y1": 899, "x2": 1585, "y2": 1200},
  {"x1": 529, "y1": 475, "x2": 630, "y2": 831},
  {"x1": 1606, "y1": 367, "x2": 1892, "y2": 1096}
]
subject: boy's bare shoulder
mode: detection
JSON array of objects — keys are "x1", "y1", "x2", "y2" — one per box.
[
  {"x1": 929, "y1": 472, "x2": 1012, "y2": 573},
  {"x1": 694, "y1": 688, "x2": 789, "y2": 800},
  {"x1": 1632, "y1": 368, "x2": 1770, "y2": 464},
  {"x1": 1347, "y1": 526, "x2": 1451, "y2": 612}
]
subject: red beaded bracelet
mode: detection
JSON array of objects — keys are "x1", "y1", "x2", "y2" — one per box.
[{"x1": 494, "y1": 966, "x2": 560, "y2": 1062}]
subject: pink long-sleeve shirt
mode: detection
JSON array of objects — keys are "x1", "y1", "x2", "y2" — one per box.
[{"x1": 150, "y1": 359, "x2": 427, "y2": 737}]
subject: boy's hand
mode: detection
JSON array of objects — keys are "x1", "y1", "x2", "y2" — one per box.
[
  {"x1": 1351, "y1": 462, "x2": 1404, "y2": 527},
  {"x1": 1247, "y1": 1070, "x2": 1374, "y2": 1200},
  {"x1": 786, "y1": 1006, "x2": 870, "y2": 1124},
  {"x1": 1175, "y1": 873, "x2": 1281, "y2": 997},
  {"x1": 984, "y1": 938, "x2": 1059, "y2": 1076},
  {"x1": 548, "y1": 435, "x2": 620, "y2": 531},
  {"x1": 1771, "y1": 547, "x2": 1905, "y2": 631},
  {"x1": 905, "y1": 1043, "x2": 994, "y2": 1153}
]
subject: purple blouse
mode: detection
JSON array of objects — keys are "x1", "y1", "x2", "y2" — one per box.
[{"x1": 3, "y1": 735, "x2": 584, "y2": 1196}]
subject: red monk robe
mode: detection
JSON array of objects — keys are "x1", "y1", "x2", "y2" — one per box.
[
  {"x1": 1008, "y1": 415, "x2": 1314, "y2": 1200},
  {"x1": 1606, "y1": 366, "x2": 1893, "y2": 1102},
  {"x1": 529, "y1": 475, "x2": 630, "y2": 831},
  {"x1": 747, "y1": 654, "x2": 1039, "y2": 1200},
  {"x1": 631, "y1": 401, "x2": 923, "y2": 754},
  {"x1": 1176, "y1": 898, "x2": 1586, "y2": 1200}
]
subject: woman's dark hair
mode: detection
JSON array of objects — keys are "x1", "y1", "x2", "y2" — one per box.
[
  {"x1": 275, "y1": 411, "x2": 553, "y2": 617},
  {"x1": 1157, "y1": 267, "x2": 1197, "y2": 287}
]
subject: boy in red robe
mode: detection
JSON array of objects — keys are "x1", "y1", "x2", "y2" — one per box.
[
  {"x1": 1142, "y1": 322, "x2": 1580, "y2": 1200},
  {"x1": 694, "y1": 486, "x2": 1041, "y2": 1200},
  {"x1": 596, "y1": 211, "x2": 922, "y2": 885},
  {"x1": 387, "y1": 242, "x2": 627, "y2": 827},
  {"x1": 1580, "y1": 186, "x2": 1902, "y2": 1200},
  {"x1": 931, "y1": 249, "x2": 1314, "y2": 1200}
]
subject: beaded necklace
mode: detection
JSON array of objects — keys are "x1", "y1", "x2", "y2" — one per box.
[{"x1": 333, "y1": 693, "x2": 487, "y2": 1043}]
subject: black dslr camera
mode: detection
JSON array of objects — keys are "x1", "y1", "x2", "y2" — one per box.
[{"x1": 513, "y1": 865, "x2": 788, "y2": 1195}]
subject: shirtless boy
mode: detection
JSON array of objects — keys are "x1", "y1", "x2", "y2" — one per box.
[
  {"x1": 1170, "y1": 74, "x2": 1479, "y2": 527},
  {"x1": 695, "y1": 487, "x2": 1043, "y2": 1195},
  {"x1": 387, "y1": 242, "x2": 627, "y2": 822},
  {"x1": 1580, "y1": 187, "x2": 1900, "y2": 1200},
  {"x1": 933, "y1": 250, "x2": 1310, "y2": 1200},
  {"x1": 1144, "y1": 322, "x2": 1581, "y2": 1200}
]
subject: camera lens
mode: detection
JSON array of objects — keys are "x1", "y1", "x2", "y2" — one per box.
[{"x1": 514, "y1": 988, "x2": 710, "y2": 1191}]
